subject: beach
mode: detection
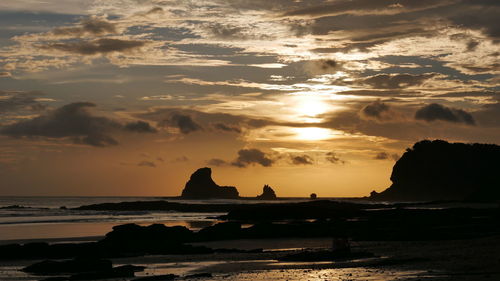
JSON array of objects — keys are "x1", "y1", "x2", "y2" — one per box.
[
  {"x1": 2, "y1": 236, "x2": 499, "y2": 280},
  {"x1": 1, "y1": 198, "x2": 499, "y2": 280}
]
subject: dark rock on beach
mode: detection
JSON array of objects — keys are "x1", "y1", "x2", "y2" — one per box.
[
  {"x1": 97, "y1": 223, "x2": 213, "y2": 256},
  {"x1": 181, "y1": 167, "x2": 239, "y2": 199},
  {"x1": 370, "y1": 140, "x2": 500, "y2": 201},
  {"x1": 256, "y1": 185, "x2": 277, "y2": 200}
]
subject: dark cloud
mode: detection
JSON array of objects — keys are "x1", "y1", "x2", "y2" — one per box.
[
  {"x1": 0, "y1": 91, "x2": 45, "y2": 113},
  {"x1": 41, "y1": 39, "x2": 146, "y2": 55},
  {"x1": 325, "y1": 152, "x2": 345, "y2": 164},
  {"x1": 359, "y1": 100, "x2": 402, "y2": 122},
  {"x1": 362, "y1": 73, "x2": 436, "y2": 89},
  {"x1": 291, "y1": 155, "x2": 314, "y2": 165},
  {"x1": 0, "y1": 72, "x2": 11, "y2": 77},
  {"x1": 360, "y1": 100, "x2": 389, "y2": 120},
  {"x1": 206, "y1": 23, "x2": 246, "y2": 39},
  {"x1": 52, "y1": 17, "x2": 117, "y2": 37},
  {"x1": 172, "y1": 156, "x2": 190, "y2": 162},
  {"x1": 415, "y1": 103, "x2": 475, "y2": 125},
  {"x1": 138, "y1": 161, "x2": 156, "y2": 168},
  {"x1": 213, "y1": 123, "x2": 242, "y2": 133},
  {"x1": 305, "y1": 59, "x2": 343, "y2": 74},
  {"x1": 374, "y1": 152, "x2": 400, "y2": 160},
  {"x1": 124, "y1": 121, "x2": 158, "y2": 133},
  {"x1": 0, "y1": 102, "x2": 156, "y2": 147},
  {"x1": 160, "y1": 113, "x2": 202, "y2": 134},
  {"x1": 207, "y1": 158, "x2": 228, "y2": 166},
  {"x1": 232, "y1": 148, "x2": 274, "y2": 167}
]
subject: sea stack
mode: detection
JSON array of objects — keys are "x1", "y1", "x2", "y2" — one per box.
[
  {"x1": 181, "y1": 167, "x2": 239, "y2": 199},
  {"x1": 370, "y1": 140, "x2": 500, "y2": 201},
  {"x1": 256, "y1": 185, "x2": 277, "y2": 200}
]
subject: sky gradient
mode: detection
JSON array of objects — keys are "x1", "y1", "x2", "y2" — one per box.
[{"x1": 0, "y1": 0, "x2": 499, "y2": 196}]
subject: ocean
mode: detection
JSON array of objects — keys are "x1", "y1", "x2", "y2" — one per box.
[
  {"x1": 0, "y1": 196, "x2": 313, "y2": 242},
  {"x1": 0, "y1": 196, "x2": 230, "y2": 242}
]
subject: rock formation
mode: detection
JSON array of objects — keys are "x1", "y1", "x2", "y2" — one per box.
[
  {"x1": 181, "y1": 167, "x2": 239, "y2": 199},
  {"x1": 256, "y1": 185, "x2": 277, "y2": 200},
  {"x1": 370, "y1": 140, "x2": 500, "y2": 201}
]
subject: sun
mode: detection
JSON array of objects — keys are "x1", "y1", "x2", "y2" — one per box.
[
  {"x1": 292, "y1": 96, "x2": 330, "y2": 123},
  {"x1": 293, "y1": 127, "x2": 336, "y2": 141}
]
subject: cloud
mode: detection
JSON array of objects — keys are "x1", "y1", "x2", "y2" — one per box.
[
  {"x1": 213, "y1": 123, "x2": 242, "y2": 133},
  {"x1": 52, "y1": 17, "x2": 117, "y2": 37},
  {"x1": 207, "y1": 158, "x2": 228, "y2": 166},
  {"x1": 325, "y1": 152, "x2": 345, "y2": 164},
  {"x1": 359, "y1": 100, "x2": 401, "y2": 122},
  {"x1": 40, "y1": 39, "x2": 146, "y2": 55},
  {"x1": 172, "y1": 156, "x2": 190, "y2": 162},
  {"x1": 0, "y1": 102, "x2": 156, "y2": 147},
  {"x1": 138, "y1": 161, "x2": 156, "y2": 168},
  {"x1": 0, "y1": 91, "x2": 45, "y2": 113},
  {"x1": 362, "y1": 73, "x2": 436, "y2": 89},
  {"x1": 205, "y1": 23, "x2": 246, "y2": 39},
  {"x1": 0, "y1": 72, "x2": 11, "y2": 77},
  {"x1": 291, "y1": 155, "x2": 313, "y2": 165},
  {"x1": 160, "y1": 113, "x2": 202, "y2": 134},
  {"x1": 374, "y1": 152, "x2": 400, "y2": 160},
  {"x1": 415, "y1": 103, "x2": 475, "y2": 125},
  {"x1": 232, "y1": 148, "x2": 274, "y2": 167},
  {"x1": 124, "y1": 121, "x2": 158, "y2": 133},
  {"x1": 283, "y1": 0, "x2": 443, "y2": 17},
  {"x1": 304, "y1": 59, "x2": 343, "y2": 75}
]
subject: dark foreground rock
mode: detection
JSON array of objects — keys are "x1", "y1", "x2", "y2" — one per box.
[
  {"x1": 181, "y1": 167, "x2": 239, "y2": 199},
  {"x1": 370, "y1": 140, "x2": 500, "y2": 201},
  {"x1": 256, "y1": 185, "x2": 277, "y2": 200}
]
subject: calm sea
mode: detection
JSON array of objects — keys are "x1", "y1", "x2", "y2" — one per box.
[
  {"x1": 0, "y1": 196, "x2": 311, "y2": 242},
  {"x1": 0, "y1": 196, "x2": 228, "y2": 242}
]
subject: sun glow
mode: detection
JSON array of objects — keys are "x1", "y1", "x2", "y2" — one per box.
[{"x1": 294, "y1": 127, "x2": 337, "y2": 141}]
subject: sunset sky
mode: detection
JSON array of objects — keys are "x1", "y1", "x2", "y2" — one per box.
[{"x1": 0, "y1": 0, "x2": 498, "y2": 197}]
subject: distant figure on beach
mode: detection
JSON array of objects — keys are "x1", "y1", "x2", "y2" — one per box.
[
  {"x1": 310, "y1": 193, "x2": 317, "y2": 199},
  {"x1": 256, "y1": 185, "x2": 277, "y2": 200}
]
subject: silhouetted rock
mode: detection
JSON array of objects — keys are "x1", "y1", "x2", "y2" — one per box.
[
  {"x1": 310, "y1": 193, "x2": 317, "y2": 199},
  {"x1": 256, "y1": 185, "x2": 277, "y2": 200},
  {"x1": 181, "y1": 167, "x2": 239, "y2": 199},
  {"x1": 184, "y1": 273, "x2": 213, "y2": 279},
  {"x1": 98, "y1": 223, "x2": 212, "y2": 256},
  {"x1": 22, "y1": 258, "x2": 112, "y2": 274},
  {"x1": 370, "y1": 140, "x2": 500, "y2": 201},
  {"x1": 196, "y1": 222, "x2": 242, "y2": 241}
]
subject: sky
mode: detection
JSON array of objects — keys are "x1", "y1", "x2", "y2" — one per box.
[{"x1": 0, "y1": 0, "x2": 498, "y2": 197}]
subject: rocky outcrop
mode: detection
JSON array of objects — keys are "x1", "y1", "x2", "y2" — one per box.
[
  {"x1": 256, "y1": 185, "x2": 277, "y2": 200},
  {"x1": 181, "y1": 167, "x2": 239, "y2": 199},
  {"x1": 370, "y1": 140, "x2": 500, "y2": 201}
]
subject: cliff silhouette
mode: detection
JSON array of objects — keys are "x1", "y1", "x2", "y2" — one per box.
[
  {"x1": 181, "y1": 167, "x2": 239, "y2": 199},
  {"x1": 256, "y1": 185, "x2": 277, "y2": 200},
  {"x1": 370, "y1": 140, "x2": 500, "y2": 201}
]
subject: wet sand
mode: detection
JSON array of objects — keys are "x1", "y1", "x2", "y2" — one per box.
[{"x1": 3, "y1": 236, "x2": 496, "y2": 281}]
